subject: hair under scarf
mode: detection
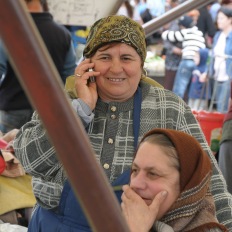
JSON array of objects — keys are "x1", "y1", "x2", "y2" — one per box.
[
  {"x1": 83, "y1": 15, "x2": 147, "y2": 64},
  {"x1": 140, "y1": 129, "x2": 228, "y2": 232}
]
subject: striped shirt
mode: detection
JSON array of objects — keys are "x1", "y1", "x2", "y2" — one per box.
[
  {"x1": 13, "y1": 82, "x2": 232, "y2": 230},
  {"x1": 162, "y1": 26, "x2": 206, "y2": 59}
]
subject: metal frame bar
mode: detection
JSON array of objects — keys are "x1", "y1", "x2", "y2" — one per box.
[{"x1": 143, "y1": 0, "x2": 215, "y2": 37}]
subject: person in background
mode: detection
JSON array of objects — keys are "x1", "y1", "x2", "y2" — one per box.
[
  {"x1": 122, "y1": 128, "x2": 227, "y2": 232},
  {"x1": 187, "y1": 9, "x2": 200, "y2": 25},
  {"x1": 188, "y1": 8, "x2": 215, "y2": 49},
  {"x1": 221, "y1": 0, "x2": 232, "y2": 8},
  {"x1": 117, "y1": 0, "x2": 143, "y2": 24},
  {"x1": 163, "y1": 15, "x2": 205, "y2": 101},
  {"x1": 145, "y1": 0, "x2": 165, "y2": 42},
  {"x1": 161, "y1": 0, "x2": 181, "y2": 91},
  {"x1": 188, "y1": 48, "x2": 210, "y2": 111},
  {"x1": 117, "y1": 0, "x2": 134, "y2": 19},
  {"x1": 135, "y1": 0, "x2": 155, "y2": 44},
  {"x1": 0, "y1": 0, "x2": 77, "y2": 133},
  {"x1": 134, "y1": 0, "x2": 147, "y2": 17},
  {"x1": 196, "y1": 5, "x2": 216, "y2": 47},
  {"x1": 13, "y1": 15, "x2": 232, "y2": 231},
  {"x1": 208, "y1": 6, "x2": 232, "y2": 113},
  {"x1": 146, "y1": 0, "x2": 165, "y2": 18},
  {"x1": 218, "y1": 82, "x2": 232, "y2": 194},
  {"x1": 208, "y1": 1, "x2": 221, "y2": 23},
  {"x1": 216, "y1": 0, "x2": 232, "y2": 199},
  {"x1": 217, "y1": 0, "x2": 232, "y2": 196}
]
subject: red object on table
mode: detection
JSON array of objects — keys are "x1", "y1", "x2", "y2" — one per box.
[
  {"x1": 0, "y1": 139, "x2": 7, "y2": 174},
  {"x1": 0, "y1": 139, "x2": 8, "y2": 149}
]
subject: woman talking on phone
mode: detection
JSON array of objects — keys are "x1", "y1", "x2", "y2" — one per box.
[{"x1": 13, "y1": 15, "x2": 232, "y2": 231}]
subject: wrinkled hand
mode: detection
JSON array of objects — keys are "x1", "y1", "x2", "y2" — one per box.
[
  {"x1": 74, "y1": 58, "x2": 100, "y2": 110},
  {"x1": 121, "y1": 185, "x2": 167, "y2": 232},
  {"x1": 1, "y1": 129, "x2": 19, "y2": 143}
]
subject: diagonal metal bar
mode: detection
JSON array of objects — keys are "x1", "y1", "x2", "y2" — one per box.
[
  {"x1": 143, "y1": 0, "x2": 215, "y2": 37},
  {"x1": 0, "y1": 0, "x2": 129, "y2": 231}
]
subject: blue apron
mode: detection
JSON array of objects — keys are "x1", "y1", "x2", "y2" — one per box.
[{"x1": 28, "y1": 170, "x2": 130, "y2": 232}]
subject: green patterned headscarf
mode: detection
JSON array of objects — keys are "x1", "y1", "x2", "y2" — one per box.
[{"x1": 83, "y1": 15, "x2": 147, "y2": 63}]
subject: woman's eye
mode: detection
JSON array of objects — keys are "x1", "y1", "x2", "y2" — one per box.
[
  {"x1": 131, "y1": 168, "x2": 138, "y2": 174},
  {"x1": 122, "y1": 56, "x2": 131, "y2": 61},
  {"x1": 99, "y1": 56, "x2": 110, "y2": 60},
  {"x1": 149, "y1": 172, "x2": 159, "y2": 177}
]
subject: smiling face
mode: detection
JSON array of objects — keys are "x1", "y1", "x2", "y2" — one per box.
[
  {"x1": 130, "y1": 141, "x2": 180, "y2": 220},
  {"x1": 90, "y1": 43, "x2": 143, "y2": 102}
]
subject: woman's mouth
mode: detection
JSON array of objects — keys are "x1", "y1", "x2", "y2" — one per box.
[{"x1": 107, "y1": 78, "x2": 125, "y2": 82}]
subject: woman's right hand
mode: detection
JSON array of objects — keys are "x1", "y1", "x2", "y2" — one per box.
[
  {"x1": 74, "y1": 58, "x2": 100, "y2": 110},
  {"x1": 121, "y1": 185, "x2": 168, "y2": 232}
]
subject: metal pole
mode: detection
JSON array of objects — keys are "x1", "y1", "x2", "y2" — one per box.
[
  {"x1": 143, "y1": 0, "x2": 215, "y2": 37},
  {"x1": 0, "y1": 0, "x2": 129, "y2": 231}
]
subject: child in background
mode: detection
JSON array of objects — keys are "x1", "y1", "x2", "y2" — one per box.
[
  {"x1": 188, "y1": 48, "x2": 210, "y2": 111},
  {"x1": 162, "y1": 15, "x2": 206, "y2": 100}
]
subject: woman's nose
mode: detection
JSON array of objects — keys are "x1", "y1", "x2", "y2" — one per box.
[
  {"x1": 110, "y1": 59, "x2": 123, "y2": 73},
  {"x1": 130, "y1": 173, "x2": 147, "y2": 190}
]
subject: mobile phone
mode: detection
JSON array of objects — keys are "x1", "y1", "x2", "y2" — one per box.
[{"x1": 88, "y1": 68, "x2": 96, "y2": 83}]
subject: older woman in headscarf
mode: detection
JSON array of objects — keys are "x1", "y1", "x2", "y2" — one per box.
[
  {"x1": 13, "y1": 15, "x2": 232, "y2": 231},
  {"x1": 122, "y1": 129, "x2": 227, "y2": 232}
]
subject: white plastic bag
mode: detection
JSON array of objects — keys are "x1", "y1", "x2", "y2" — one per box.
[{"x1": 0, "y1": 221, "x2": 27, "y2": 232}]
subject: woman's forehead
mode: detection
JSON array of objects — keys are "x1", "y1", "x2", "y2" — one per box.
[
  {"x1": 135, "y1": 143, "x2": 177, "y2": 168},
  {"x1": 96, "y1": 43, "x2": 139, "y2": 53}
]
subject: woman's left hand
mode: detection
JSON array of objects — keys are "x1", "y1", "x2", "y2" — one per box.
[{"x1": 121, "y1": 185, "x2": 167, "y2": 232}]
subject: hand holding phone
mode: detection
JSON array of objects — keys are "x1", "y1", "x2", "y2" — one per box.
[{"x1": 88, "y1": 68, "x2": 96, "y2": 83}]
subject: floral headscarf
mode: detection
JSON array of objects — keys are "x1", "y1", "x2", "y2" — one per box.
[{"x1": 83, "y1": 15, "x2": 147, "y2": 64}]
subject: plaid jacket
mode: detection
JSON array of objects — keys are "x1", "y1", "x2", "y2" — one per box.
[{"x1": 13, "y1": 82, "x2": 232, "y2": 230}]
